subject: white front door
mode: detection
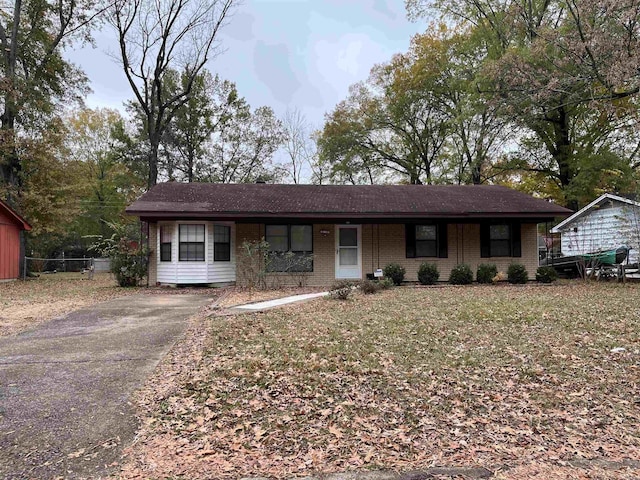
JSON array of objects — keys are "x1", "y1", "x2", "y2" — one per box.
[{"x1": 335, "y1": 225, "x2": 362, "y2": 279}]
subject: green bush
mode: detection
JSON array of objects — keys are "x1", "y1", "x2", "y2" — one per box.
[
  {"x1": 90, "y1": 223, "x2": 148, "y2": 287},
  {"x1": 330, "y1": 280, "x2": 354, "y2": 300},
  {"x1": 449, "y1": 263, "x2": 473, "y2": 285},
  {"x1": 476, "y1": 263, "x2": 498, "y2": 284},
  {"x1": 536, "y1": 265, "x2": 558, "y2": 283},
  {"x1": 359, "y1": 279, "x2": 380, "y2": 294},
  {"x1": 377, "y1": 278, "x2": 394, "y2": 290},
  {"x1": 507, "y1": 263, "x2": 529, "y2": 284},
  {"x1": 383, "y1": 263, "x2": 406, "y2": 285},
  {"x1": 109, "y1": 244, "x2": 148, "y2": 287},
  {"x1": 417, "y1": 262, "x2": 440, "y2": 285}
]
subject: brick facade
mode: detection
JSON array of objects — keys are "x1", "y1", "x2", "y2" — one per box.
[
  {"x1": 148, "y1": 222, "x2": 158, "y2": 285},
  {"x1": 235, "y1": 223, "x2": 336, "y2": 287},
  {"x1": 235, "y1": 222, "x2": 539, "y2": 286}
]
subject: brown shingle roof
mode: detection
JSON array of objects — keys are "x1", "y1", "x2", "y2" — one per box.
[{"x1": 126, "y1": 183, "x2": 572, "y2": 220}]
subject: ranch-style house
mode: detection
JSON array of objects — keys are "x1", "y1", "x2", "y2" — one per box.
[{"x1": 126, "y1": 183, "x2": 571, "y2": 286}]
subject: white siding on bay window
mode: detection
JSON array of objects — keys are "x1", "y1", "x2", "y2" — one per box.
[
  {"x1": 207, "y1": 222, "x2": 236, "y2": 283},
  {"x1": 157, "y1": 223, "x2": 177, "y2": 284},
  {"x1": 175, "y1": 221, "x2": 208, "y2": 283},
  {"x1": 156, "y1": 221, "x2": 237, "y2": 284}
]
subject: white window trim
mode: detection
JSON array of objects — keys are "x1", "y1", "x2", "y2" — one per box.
[{"x1": 176, "y1": 221, "x2": 208, "y2": 264}]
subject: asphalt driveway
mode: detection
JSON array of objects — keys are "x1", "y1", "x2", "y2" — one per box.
[{"x1": 0, "y1": 293, "x2": 213, "y2": 479}]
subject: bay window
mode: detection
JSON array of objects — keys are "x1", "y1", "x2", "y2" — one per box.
[{"x1": 179, "y1": 224, "x2": 205, "y2": 261}]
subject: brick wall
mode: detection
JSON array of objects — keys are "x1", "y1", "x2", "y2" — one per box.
[
  {"x1": 235, "y1": 222, "x2": 539, "y2": 286},
  {"x1": 148, "y1": 222, "x2": 157, "y2": 285},
  {"x1": 370, "y1": 223, "x2": 538, "y2": 282},
  {"x1": 236, "y1": 223, "x2": 336, "y2": 287}
]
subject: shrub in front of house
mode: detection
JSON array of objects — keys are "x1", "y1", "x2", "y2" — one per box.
[
  {"x1": 359, "y1": 279, "x2": 380, "y2": 294},
  {"x1": 383, "y1": 263, "x2": 406, "y2": 285},
  {"x1": 109, "y1": 246, "x2": 148, "y2": 287},
  {"x1": 330, "y1": 280, "x2": 354, "y2": 300},
  {"x1": 449, "y1": 263, "x2": 473, "y2": 285},
  {"x1": 507, "y1": 263, "x2": 529, "y2": 284},
  {"x1": 535, "y1": 265, "x2": 558, "y2": 283},
  {"x1": 417, "y1": 262, "x2": 439, "y2": 285},
  {"x1": 377, "y1": 277, "x2": 394, "y2": 290},
  {"x1": 91, "y1": 223, "x2": 148, "y2": 287},
  {"x1": 476, "y1": 263, "x2": 498, "y2": 284}
]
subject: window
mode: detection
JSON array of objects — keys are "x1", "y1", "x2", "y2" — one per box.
[
  {"x1": 291, "y1": 225, "x2": 313, "y2": 252},
  {"x1": 416, "y1": 225, "x2": 437, "y2": 257},
  {"x1": 160, "y1": 226, "x2": 172, "y2": 262},
  {"x1": 480, "y1": 222, "x2": 521, "y2": 258},
  {"x1": 214, "y1": 225, "x2": 231, "y2": 262},
  {"x1": 490, "y1": 224, "x2": 511, "y2": 257},
  {"x1": 406, "y1": 224, "x2": 447, "y2": 258},
  {"x1": 179, "y1": 224, "x2": 205, "y2": 261},
  {"x1": 265, "y1": 224, "x2": 313, "y2": 272},
  {"x1": 265, "y1": 225, "x2": 288, "y2": 252}
]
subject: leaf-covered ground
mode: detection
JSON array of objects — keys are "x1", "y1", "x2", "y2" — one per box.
[
  {"x1": 0, "y1": 273, "x2": 143, "y2": 336},
  {"x1": 119, "y1": 284, "x2": 640, "y2": 479},
  {"x1": 0, "y1": 273, "x2": 228, "y2": 337}
]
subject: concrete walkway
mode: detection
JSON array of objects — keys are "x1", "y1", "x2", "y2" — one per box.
[
  {"x1": 0, "y1": 294, "x2": 212, "y2": 480},
  {"x1": 231, "y1": 291, "x2": 329, "y2": 312}
]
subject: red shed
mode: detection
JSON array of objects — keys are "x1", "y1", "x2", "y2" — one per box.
[{"x1": 0, "y1": 199, "x2": 31, "y2": 281}]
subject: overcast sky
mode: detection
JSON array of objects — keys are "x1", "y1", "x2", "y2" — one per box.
[{"x1": 65, "y1": 0, "x2": 427, "y2": 129}]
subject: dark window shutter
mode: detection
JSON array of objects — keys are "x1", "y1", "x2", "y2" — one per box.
[
  {"x1": 438, "y1": 223, "x2": 448, "y2": 258},
  {"x1": 480, "y1": 223, "x2": 490, "y2": 258},
  {"x1": 405, "y1": 224, "x2": 416, "y2": 258},
  {"x1": 511, "y1": 222, "x2": 522, "y2": 257}
]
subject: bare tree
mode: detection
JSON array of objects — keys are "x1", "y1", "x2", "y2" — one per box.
[
  {"x1": 109, "y1": 0, "x2": 235, "y2": 189},
  {"x1": 282, "y1": 108, "x2": 314, "y2": 184}
]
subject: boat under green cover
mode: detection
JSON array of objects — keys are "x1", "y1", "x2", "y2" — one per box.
[
  {"x1": 579, "y1": 246, "x2": 629, "y2": 265},
  {"x1": 540, "y1": 246, "x2": 630, "y2": 277}
]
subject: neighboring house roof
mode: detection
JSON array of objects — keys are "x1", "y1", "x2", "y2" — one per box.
[
  {"x1": 550, "y1": 193, "x2": 640, "y2": 233},
  {"x1": 127, "y1": 183, "x2": 571, "y2": 220},
  {"x1": 0, "y1": 199, "x2": 32, "y2": 231}
]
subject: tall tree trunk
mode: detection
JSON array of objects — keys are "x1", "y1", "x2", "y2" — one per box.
[
  {"x1": 146, "y1": 88, "x2": 161, "y2": 188},
  {"x1": 471, "y1": 158, "x2": 482, "y2": 184},
  {"x1": 1, "y1": 0, "x2": 23, "y2": 192},
  {"x1": 148, "y1": 133, "x2": 160, "y2": 189},
  {"x1": 0, "y1": 123, "x2": 20, "y2": 189},
  {"x1": 187, "y1": 145, "x2": 194, "y2": 182},
  {"x1": 551, "y1": 107, "x2": 577, "y2": 210}
]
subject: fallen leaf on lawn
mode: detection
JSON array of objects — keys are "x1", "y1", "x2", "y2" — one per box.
[{"x1": 67, "y1": 448, "x2": 85, "y2": 458}]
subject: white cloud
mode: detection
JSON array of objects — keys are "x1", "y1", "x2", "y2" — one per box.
[
  {"x1": 336, "y1": 38, "x2": 365, "y2": 76},
  {"x1": 312, "y1": 32, "x2": 388, "y2": 97}
]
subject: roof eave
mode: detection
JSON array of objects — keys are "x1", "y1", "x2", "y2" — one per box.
[
  {"x1": 127, "y1": 210, "x2": 568, "y2": 221},
  {"x1": 0, "y1": 201, "x2": 32, "y2": 230},
  {"x1": 550, "y1": 193, "x2": 638, "y2": 232}
]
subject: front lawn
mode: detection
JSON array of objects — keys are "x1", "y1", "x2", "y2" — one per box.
[{"x1": 120, "y1": 284, "x2": 640, "y2": 479}]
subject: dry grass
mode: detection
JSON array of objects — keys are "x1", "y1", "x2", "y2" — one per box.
[
  {"x1": 0, "y1": 273, "x2": 144, "y2": 336},
  {"x1": 120, "y1": 283, "x2": 640, "y2": 479}
]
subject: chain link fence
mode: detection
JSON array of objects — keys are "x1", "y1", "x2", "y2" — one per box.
[{"x1": 23, "y1": 256, "x2": 96, "y2": 280}]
